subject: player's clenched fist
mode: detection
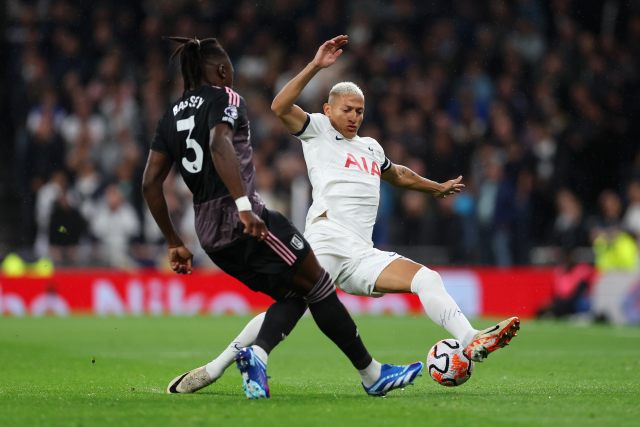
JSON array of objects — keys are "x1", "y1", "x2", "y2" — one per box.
[
  {"x1": 313, "y1": 35, "x2": 348, "y2": 69},
  {"x1": 239, "y1": 210, "x2": 268, "y2": 242},
  {"x1": 169, "y1": 245, "x2": 194, "y2": 275}
]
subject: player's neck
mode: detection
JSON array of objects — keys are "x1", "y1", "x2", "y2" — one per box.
[{"x1": 199, "y1": 78, "x2": 226, "y2": 88}]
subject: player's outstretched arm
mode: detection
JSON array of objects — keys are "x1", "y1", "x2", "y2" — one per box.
[
  {"x1": 381, "y1": 164, "x2": 464, "y2": 198},
  {"x1": 271, "y1": 35, "x2": 348, "y2": 134},
  {"x1": 142, "y1": 150, "x2": 193, "y2": 274},
  {"x1": 209, "y1": 123, "x2": 268, "y2": 242}
]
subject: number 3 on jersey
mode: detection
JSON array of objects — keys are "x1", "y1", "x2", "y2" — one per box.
[{"x1": 177, "y1": 116, "x2": 203, "y2": 173}]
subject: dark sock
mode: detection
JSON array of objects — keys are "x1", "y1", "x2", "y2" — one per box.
[
  {"x1": 254, "y1": 297, "x2": 307, "y2": 354},
  {"x1": 306, "y1": 271, "x2": 373, "y2": 370},
  {"x1": 254, "y1": 269, "x2": 373, "y2": 371}
]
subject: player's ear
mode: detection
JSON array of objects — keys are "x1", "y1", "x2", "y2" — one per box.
[
  {"x1": 218, "y1": 63, "x2": 226, "y2": 80},
  {"x1": 323, "y1": 103, "x2": 331, "y2": 117}
]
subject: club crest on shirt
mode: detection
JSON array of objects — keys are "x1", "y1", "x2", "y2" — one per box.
[
  {"x1": 224, "y1": 105, "x2": 238, "y2": 119},
  {"x1": 290, "y1": 234, "x2": 304, "y2": 250}
]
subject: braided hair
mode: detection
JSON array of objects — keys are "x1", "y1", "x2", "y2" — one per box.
[{"x1": 163, "y1": 36, "x2": 229, "y2": 97}]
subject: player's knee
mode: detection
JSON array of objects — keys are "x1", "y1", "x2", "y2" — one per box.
[
  {"x1": 304, "y1": 269, "x2": 336, "y2": 304},
  {"x1": 410, "y1": 267, "x2": 444, "y2": 295},
  {"x1": 287, "y1": 278, "x2": 314, "y2": 296}
]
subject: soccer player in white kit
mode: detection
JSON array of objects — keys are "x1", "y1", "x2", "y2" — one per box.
[{"x1": 169, "y1": 35, "x2": 520, "y2": 394}]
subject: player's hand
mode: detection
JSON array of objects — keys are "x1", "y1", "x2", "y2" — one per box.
[
  {"x1": 239, "y1": 210, "x2": 268, "y2": 242},
  {"x1": 169, "y1": 245, "x2": 193, "y2": 275},
  {"x1": 434, "y1": 176, "x2": 465, "y2": 199},
  {"x1": 312, "y1": 35, "x2": 348, "y2": 69}
]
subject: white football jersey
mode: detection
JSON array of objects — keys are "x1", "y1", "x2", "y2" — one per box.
[{"x1": 293, "y1": 113, "x2": 391, "y2": 245}]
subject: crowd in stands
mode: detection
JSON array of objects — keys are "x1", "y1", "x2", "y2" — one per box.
[{"x1": 4, "y1": 0, "x2": 640, "y2": 268}]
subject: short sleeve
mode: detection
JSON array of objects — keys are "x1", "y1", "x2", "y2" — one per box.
[
  {"x1": 292, "y1": 113, "x2": 332, "y2": 142},
  {"x1": 208, "y1": 92, "x2": 239, "y2": 133},
  {"x1": 150, "y1": 118, "x2": 171, "y2": 158}
]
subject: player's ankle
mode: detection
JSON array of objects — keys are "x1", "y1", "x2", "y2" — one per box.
[
  {"x1": 252, "y1": 345, "x2": 269, "y2": 365},
  {"x1": 358, "y1": 359, "x2": 382, "y2": 387},
  {"x1": 205, "y1": 360, "x2": 225, "y2": 380},
  {"x1": 461, "y1": 329, "x2": 479, "y2": 348}
]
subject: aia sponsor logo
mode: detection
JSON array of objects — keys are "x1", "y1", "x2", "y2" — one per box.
[{"x1": 345, "y1": 153, "x2": 381, "y2": 178}]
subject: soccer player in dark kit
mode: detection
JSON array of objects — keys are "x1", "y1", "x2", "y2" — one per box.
[{"x1": 141, "y1": 36, "x2": 424, "y2": 399}]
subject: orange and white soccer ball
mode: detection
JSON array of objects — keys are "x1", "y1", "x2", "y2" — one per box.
[{"x1": 427, "y1": 339, "x2": 475, "y2": 386}]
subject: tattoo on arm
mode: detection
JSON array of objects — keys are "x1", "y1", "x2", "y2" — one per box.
[{"x1": 400, "y1": 166, "x2": 415, "y2": 176}]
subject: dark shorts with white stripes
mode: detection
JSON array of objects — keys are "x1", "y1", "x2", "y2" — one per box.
[{"x1": 207, "y1": 209, "x2": 311, "y2": 299}]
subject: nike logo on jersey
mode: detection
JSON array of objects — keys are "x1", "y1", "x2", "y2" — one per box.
[
  {"x1": 336, "y1": 136, "x2": 344, "y2": 140},
  {"x1": 368, "y1": 147, "x2": 373, "y2": 152},
  {"x1": 345, "y1": 153, "x2": 381, "y2": 178}
]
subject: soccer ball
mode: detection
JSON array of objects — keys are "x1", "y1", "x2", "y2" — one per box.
[{"x1": 427, "y1": 339, "x2": 474, "y2": 386}]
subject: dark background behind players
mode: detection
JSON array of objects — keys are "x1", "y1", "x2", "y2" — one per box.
[{"x1": 1, "y1": 0, "x2": 639, "y2": 268}]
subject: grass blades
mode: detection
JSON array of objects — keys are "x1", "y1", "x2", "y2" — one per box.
[{"x1": 0, "y1": 316, "x2": 639, "y2": 426}]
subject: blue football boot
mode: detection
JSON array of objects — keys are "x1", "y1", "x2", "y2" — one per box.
[
  {"x1": 362, "y1": 362, "x2": 424, "y2": 396},
  {"x1": 235, "y1": 347, "x2": 270, "y2": 399}
]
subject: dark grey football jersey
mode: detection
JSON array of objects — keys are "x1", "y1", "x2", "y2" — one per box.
[{"x1": 150, "y1": 85, "x2": 264, "y2": 252}]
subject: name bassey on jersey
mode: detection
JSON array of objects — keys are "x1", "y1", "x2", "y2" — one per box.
[
  {"x1": 293, "y1": 113, "x2": 392, "y2": 246},
  {"x1": 173, "y1": 95, "x2": 205, "y2": 115}
]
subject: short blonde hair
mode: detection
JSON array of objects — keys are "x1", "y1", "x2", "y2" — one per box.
[{"x1": 328, "y1": 82, "x2": 364, "y2": 102}]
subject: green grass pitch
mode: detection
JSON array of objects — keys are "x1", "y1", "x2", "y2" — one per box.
[{"x1": 0, "y1": 315, "x2": 639, "y2": 427}]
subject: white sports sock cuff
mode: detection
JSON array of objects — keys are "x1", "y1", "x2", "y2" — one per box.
[
  {"x1": 252, "y1": 345, "x2": 269, "y2": 365},
  {"x1": 411, "y1": 266, "x2": 442, "y2": 294}
]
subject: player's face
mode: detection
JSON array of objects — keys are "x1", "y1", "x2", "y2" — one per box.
[{"x1": 324, "y1": 94, "x2": 364, "y2": 139}]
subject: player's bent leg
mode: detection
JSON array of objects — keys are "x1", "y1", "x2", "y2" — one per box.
[
  {"x1": 295, "y1": 252, "x2": 424, "y2": 395},
  {"x1": 233, "y1": 246, "x2": 319, "y2": 400},
  {"x1": 373, "y1": 258, "x2": 422, "y2": 293},
  {"x1": 376, "y1": 259, "x2": 520, "y2": 362},
  {"x1": 167, "y1": 312, "x2": 267, "y2": 394},
  {"x1": 464, "y1": 317, "x2": 520, "y2": 362},
  {"x1": 375, "y1": 260, "x2": 478, "y2": 348}
]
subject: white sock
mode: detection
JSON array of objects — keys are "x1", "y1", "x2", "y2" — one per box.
[
  {"x1": 411, "y1": 267, "x2": 478, "y2": 347},
  {"x1": 251, "y1": 345, "x2": 269, "y2": 365},
  {"x1": 358, "y1": 359, "x2": 382, "y2": 387},
  {"x1": 205, "y1": 312, "x2": 266, "y2": 379}
]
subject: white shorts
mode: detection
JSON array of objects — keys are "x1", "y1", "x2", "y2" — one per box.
[{"x1": 304, "y1": 218, "x2": 404, "y2": 297}]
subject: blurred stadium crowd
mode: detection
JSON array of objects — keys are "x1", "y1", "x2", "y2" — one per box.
[{"x1": 2, "y1": 0, "x2": 640, "y2": 269}]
